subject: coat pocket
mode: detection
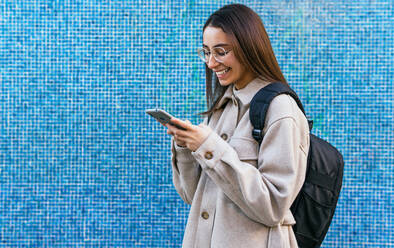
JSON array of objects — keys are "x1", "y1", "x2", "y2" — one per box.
[{"x1": 230, "y1": 137, "x2": 259, "y2": 161}]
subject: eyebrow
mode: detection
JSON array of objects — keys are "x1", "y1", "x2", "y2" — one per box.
[{"x1": 203, "y1": 43, "x2": 231, "y2": 48}]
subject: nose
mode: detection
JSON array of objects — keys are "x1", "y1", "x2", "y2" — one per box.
[{"x1": 206, "y1": 54, "x2": 220, "y2": 69}]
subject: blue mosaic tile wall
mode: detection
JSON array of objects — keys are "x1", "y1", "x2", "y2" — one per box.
[{"x1": 0, "y1": 0, "x2": 392, "y2": 247}]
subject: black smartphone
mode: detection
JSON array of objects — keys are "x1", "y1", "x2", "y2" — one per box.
[{"x1": 145, "y1": 108, "x2": 187, "y2": 130}]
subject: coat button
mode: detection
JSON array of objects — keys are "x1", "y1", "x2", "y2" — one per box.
[
  {"x1": 201, "y1": 212, "x2": 209, "y2": 219},
  {"x1": 220, "y1": 133, "x2": 228, "y2": 141},
  {"x1": 204, "y1": 151, "x2": 213, "y2": 160}
]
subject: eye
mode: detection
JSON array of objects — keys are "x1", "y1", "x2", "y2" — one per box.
[
  {"x1": 216, "y1": 51, "x2": 226, "y2": 56},
  {"x1": 214, "y1": 48, "x2": 227, "y2": 57}
]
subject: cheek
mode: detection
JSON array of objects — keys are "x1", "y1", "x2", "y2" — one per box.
[
  {"x1": 228, "y1": 58, "x2": 241, "y2": 70},
  {"x1": 229, "y1": 63, "x2": 242, "y2": 77},
  {"x1": 236, "y1": 62, "x2": 249, "y2": 75}
]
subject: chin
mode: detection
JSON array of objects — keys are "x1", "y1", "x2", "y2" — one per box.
[{"x1": 218, "y1": 78, "x2": 233, "y2": 87}]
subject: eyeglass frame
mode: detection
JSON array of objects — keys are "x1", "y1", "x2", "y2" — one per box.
[{"x1": 196, "y1": 46, "x2": 233, "y2": 63}]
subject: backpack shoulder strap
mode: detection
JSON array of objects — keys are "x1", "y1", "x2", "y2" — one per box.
[{"x1": 249, "y1": 82, "x2": 307, "y2": 144}]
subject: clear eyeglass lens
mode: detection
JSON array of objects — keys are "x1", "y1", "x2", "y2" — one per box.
[
  {"x1": 213, "y1": 47, "x2": 226, "y2": 60},
  {"x1": 197, "y1": 47, "x2": 227, "y2": 63},
  {"x1": 197, "y1": 49, "x2": 209, "y2": 62}
]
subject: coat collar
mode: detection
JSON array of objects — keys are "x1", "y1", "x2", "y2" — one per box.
[
  {"x1": 214, "y1": 85, "x2": 233, "y2": 110},
  {"x1": 214, "y1": 77, "x2": 271, "y2": 110}
]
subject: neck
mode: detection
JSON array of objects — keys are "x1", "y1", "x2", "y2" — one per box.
[{"x1": 234, "y1": 74, "x2": 257, "y2": 90}]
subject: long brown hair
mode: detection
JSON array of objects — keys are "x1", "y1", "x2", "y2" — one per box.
[{"x1": 200, "y1": 4, "x2": 288, "y2": 116}]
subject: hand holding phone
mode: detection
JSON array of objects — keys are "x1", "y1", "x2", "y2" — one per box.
[{"x1": 145, "y1": 108, "x2": 187, "y2": 130}]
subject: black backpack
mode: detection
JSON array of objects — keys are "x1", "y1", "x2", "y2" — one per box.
[{"x1": 249, "y1": 82, "x2": 344, "y2": 248}]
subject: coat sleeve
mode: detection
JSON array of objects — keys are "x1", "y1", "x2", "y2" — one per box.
[
  {"x1": 170, "y1": 117, "x2": 208, "y2": 204},
  {"x1": 171, "y1": 138, "x2": 201, "y2": 204},
  {"x1": 191, "y1": 100, "x2": 309, "y2": 227}
]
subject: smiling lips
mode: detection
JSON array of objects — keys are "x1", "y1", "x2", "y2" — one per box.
[{"x1": 216, "y1": 68, "x2": 231, "y2": 78}]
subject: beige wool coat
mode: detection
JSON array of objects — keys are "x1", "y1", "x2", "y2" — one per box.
[{"x1": 170, "y1": 77, "x2": 310, "y2": 248}]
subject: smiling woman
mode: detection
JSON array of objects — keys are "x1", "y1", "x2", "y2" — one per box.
[
  {"x1": 200, "y1": 26, "x2": 256, "y2": 90},
  {"x1": 200, "y1": 4, "x2": 289, "y2": 116},
  {"x1": 165, "y1": 3, "x2": 310, "y2": 248}
]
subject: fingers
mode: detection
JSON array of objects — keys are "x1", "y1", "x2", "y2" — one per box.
[
  {"x1": 166, "y1": 123, "x2": 188, "y2": 138},
  {"x1": 169, "y1": 128, "x2": 188, "y2": 145},
  {"x1": 174, "y1": 129, "x2": 188, "y2": 138},
  {"x1": 170, "y1": 118, "x2": 193, "y2": 131},
  {"x1": 166, "y1": 119, "x2": 195, "y2": 145},
  {"x1": 166, "y1": 123, "x2": 176, "y2": 135}
]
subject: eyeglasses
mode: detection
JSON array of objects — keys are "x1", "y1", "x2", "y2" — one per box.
[{"x1": 197, "y1": 47, "x2": 232, "y2": 63}]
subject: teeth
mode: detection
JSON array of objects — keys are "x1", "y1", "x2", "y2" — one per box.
[{"x1": 216, "y1": 68, "x2": 229, "y2": 75}]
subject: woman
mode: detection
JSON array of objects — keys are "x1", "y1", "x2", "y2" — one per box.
[{"x1": 165, "y1": 4, "x2": 310, "y2": 247}]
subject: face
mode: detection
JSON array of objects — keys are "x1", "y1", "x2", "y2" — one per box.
[{"x1": 202, "y1": 26, "x2": 255, "y2": 90}]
